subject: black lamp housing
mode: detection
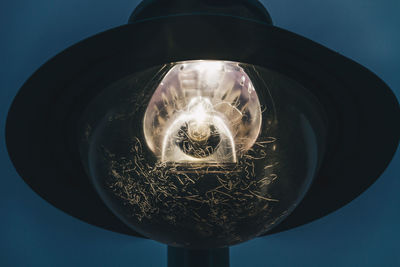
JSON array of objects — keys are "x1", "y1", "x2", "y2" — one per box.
[{"x1": 5, "y1": 0, "x2": 400, "y2": 266}]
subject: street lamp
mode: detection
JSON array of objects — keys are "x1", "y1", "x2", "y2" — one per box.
[{"x1": 6, "y1": 0, "x2": 400, "y2": 266}]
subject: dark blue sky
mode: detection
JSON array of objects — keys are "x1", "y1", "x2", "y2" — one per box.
[{"x1": 1, "y1": 0, "x2": 399, "y2": 266}]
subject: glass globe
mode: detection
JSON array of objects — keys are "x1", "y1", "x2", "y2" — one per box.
[{"x1": 78, "y1": 60, "x2": 327, "y2": 248}]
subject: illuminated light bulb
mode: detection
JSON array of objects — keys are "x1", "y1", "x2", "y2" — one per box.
[
  {"x1": 161, "y1": 96, "x2": 237, "y2": 163},
  {"x1": 143, "y1": 60, "x2": 262, "y2": 165}
]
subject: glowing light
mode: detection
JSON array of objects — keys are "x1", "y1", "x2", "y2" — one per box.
[{"x1": 143, "y1": 60, "x2": 262, "y2": 165}]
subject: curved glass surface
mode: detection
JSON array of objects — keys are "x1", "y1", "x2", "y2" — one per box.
[{"x1": 78, "y1": 60, "x2": 327, "y2": 248}]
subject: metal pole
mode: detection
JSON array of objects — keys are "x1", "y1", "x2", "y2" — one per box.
[{"x1": 167, "y1": 246, "x2": 230, "y2": 267}]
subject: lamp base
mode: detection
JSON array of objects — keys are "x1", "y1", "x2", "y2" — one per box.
[{"x1": 167, "y1": 246, "x2": 230, "y2": 267}]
